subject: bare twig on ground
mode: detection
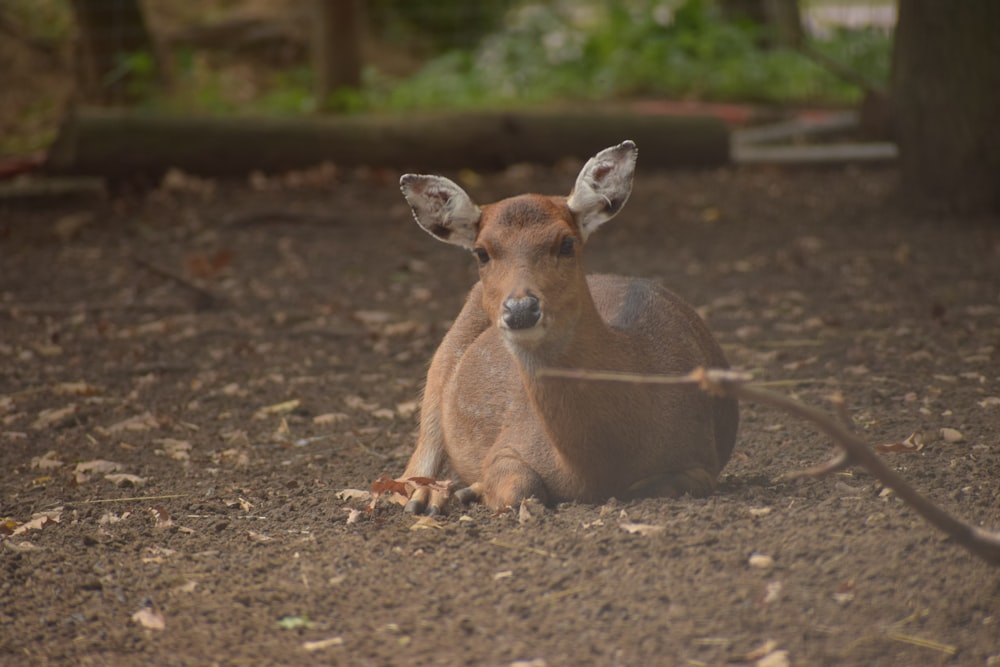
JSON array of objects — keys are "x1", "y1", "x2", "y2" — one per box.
[
  {"x1": 0, "y1": 302, "x2": 190, "y2": 317},
  {"x1": 132, "y1": 255, "x2": 222, "y2": 309},
  {"x1": 785, "y1": 449, "x2": 852, "y2": 480},
  {"x1": 537, "y1": 366, "x2": 1000, "y2": 565},
  {"x1": 75, "y1": 494, "x2": 189, "y2": 504},
  {"x1": 222, "y1": 211, "x2": 342, "y2": 228}
]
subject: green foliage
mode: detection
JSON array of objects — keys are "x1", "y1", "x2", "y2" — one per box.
[
  {"x1": 366, "y1": 0, "x2": 892, "y2": 112},
  {"x1": 1, "y1": 0, "x2": 72, "y2": 46},
  {"x1": 367, "y1": 0, "x2": 517, "y2": 51},
  {"x1": 53, "y1": 0, "x2": 890, "y2": 120},
  {"x1": 113, "y1": 50, "x2": 159, "y2": 101}
]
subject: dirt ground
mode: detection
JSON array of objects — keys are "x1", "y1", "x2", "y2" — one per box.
[{"x1": 1, "y1": 163, "x2": 998, "y2": 666}]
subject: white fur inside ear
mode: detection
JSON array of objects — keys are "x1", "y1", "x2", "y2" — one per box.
[
  {"x1": 567, "y1": 140, "x2": 638, "y2": 240},
  {"x1": 400, "y1": 174, "x2": 481, "y2": 249}
]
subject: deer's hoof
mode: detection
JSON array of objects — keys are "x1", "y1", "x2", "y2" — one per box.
[{"x1": 454, "y1": 482, "x2": 484, "y2": 505}]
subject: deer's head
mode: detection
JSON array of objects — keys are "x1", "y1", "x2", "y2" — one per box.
[{"x1": 401, "y1": 141, "x2": 638, "y2": 350}]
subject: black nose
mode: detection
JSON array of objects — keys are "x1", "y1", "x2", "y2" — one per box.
[{"x1": 502, "y1": 295, "x2": 541, "y2": 330}]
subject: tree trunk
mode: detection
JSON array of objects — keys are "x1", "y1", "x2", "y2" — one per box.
[
  {"x1": 312, "y1": 0, "x2": 364, "y2": 111},
  {"x1": 892, "y1": 0, "x2": 1000, "y2": 214},
  {"x1": 719, "y1": 0, "x2": 803, "y2": 47},
  {"x1": 69, "y1": 0, "x2": 165, "y2": 105}
]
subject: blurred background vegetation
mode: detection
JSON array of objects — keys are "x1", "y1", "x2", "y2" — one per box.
[{"x1": 0, "y1": 0, "x2": 894, "y2": 156}]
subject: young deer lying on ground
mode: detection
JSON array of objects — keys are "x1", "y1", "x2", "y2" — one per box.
[{"x1": 394, "y1": 141, "x2": 738, "y2": 513}]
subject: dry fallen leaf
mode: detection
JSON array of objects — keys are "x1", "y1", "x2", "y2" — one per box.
[
  {"x1": 756, "y1": 649, "x2": 790, "y2": 667},
  {"x1": 748, "y1": 553, "x2": 775, "y2": 569},
  {"x1": 33, "y1": 343, "x2": 63, "y2": 357},
  {"x1": 518, "y1": 498, "x2": 543, "y2": 525},
  {"x1": 410, "y1": 515, "x2": 444, "y2": 531},
  {"x1": 352, "y1": 310, "x2": 394, "y2": 327},
  {"x1": 155, "y1": 438, "x2": 192, "y2": 461},
  {"x1": 383, "y1": 320, "x2": 422, "y2": 337},
  {"x1": 10, "y1": 508, "x2": 62, "y2": 537},
  {"x1": 833, "y1": 578, "x2": 857, "y2": 605},
  {"x1": 619, "y1": 522, "x2": 666, "y2": 537},
  {"x1": 98, "y1": 511, "x2": 132, "y2": 525},
  {"x1": 743, "y1": 639, "x2": 779, "y2": 662},
  {"x1": 132, "y1": 605, "x2": 166, "y2": 630},
  {"x1": 302, "y1": 637, "x2": 344, "y2": 652},
  {"x1": 52, "y1": 381, "x2": 101, "y2": 396},
  {"x1": 782, "y1": 356, "x2": 817, "y2": 371},
  {"x1": 395, "y1": 401, "x2": 419, "y2": 419},
  {"x1": 30, "y1": 450, "x2": 64, "y2": 470},
  {"x1": 253, "y1": 399, "x2": 301, "y2": 420},
  {"x1": 140, "y1": 546, "x2": 177, "y2": 563},
  {"x1": 213, "y1": 448, "x2": 250, "y2": 467},
  {"x1": 75, "y1": 460, "x2": 123, "y2": 484},
  {"x1": 278, "y1": 615, "x2": 312, "y2": 630},
  {"x1": 149, "y1": 507, "x2": 172, "y2": 528},
  {"x1": 248, "y1": 530, "x2": 273, "y2": 543},
  {"x1": 760, "y1": 580, "x2": 783, "y2": 606},
  {"x1": 103, "y1": 412, "x2": 160, "y2": 434},
  {"x1": 51, "y1": 211, "x2": 94, "y2": 241},
  {"x1": 174, "y1": 581, "x2": 198, "y2": 594},
  {"x1": 186, "y1": 249, "x2": 233, "y2": 280},
  {"x1": 369, "y1": 474, "x2": 409, "y2": 503},
  {"x1": 875, "y1": 429, "x2": 925, "y2": 453},
  {"x1": 313, "y1": 412, "x2": 349, "y2": 425},
  {"x1": 105, "y1": 473, "x2": 147, "y2": 487},
  {"x1": 31, "y1": 404, "x2": 77, "y2": 430},
  {"x1": 368, "y1": 475, "x2": 452, "y2": 511},
  {"x1": 344, "y1": 395, "x2": 379, "y2": 412},
  {"x1": 336, "y1": 489, "x2": 372, "y2": 502}
]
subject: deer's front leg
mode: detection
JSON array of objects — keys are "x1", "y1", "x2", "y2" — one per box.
[
  {"x1": 390, "y1": 284, "x2": 490, "y2": 514},
  {"x1": 397, "y1": 406, "x2": 450, "y2": 514}
]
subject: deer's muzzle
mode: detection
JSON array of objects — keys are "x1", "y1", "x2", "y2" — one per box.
[{"x1": 502, "y1": 295, "x2": 542, "y2": 330}]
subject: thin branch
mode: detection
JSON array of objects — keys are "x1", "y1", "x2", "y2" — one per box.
[{"x1": 537, "y1": 367, "x2": 1000, "y2": 565}]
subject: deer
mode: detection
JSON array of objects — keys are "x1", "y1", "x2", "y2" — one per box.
[{"x1": 392, "y1": 140, "x2": 738, "y2": 514}]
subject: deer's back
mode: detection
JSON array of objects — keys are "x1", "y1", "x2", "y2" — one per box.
[
  {"x1": 590, "y1": 274, "x2": 739, "y2": 470},
  {"x1": 590, "y1": 274, "x2": 728, "y2": 371}
]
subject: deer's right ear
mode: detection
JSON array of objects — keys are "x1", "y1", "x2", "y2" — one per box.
[
  {"x1": 400, "y1": 174, "x2": 481, "y2": 250},
  {"x1": 567, "y1": 140, "x2": 637, "y2": 241}
]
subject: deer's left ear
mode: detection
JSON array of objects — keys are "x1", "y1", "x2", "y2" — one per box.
[
  {"x1": 400, "y1": 174, "x2": 481, "y2": 250},
  {"x1": 567, "y1": 140, "x2": 637, "y2": 241}
]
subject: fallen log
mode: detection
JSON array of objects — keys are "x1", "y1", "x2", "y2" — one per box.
[{"x1": 45, "y1": 107, "x2": 730, "y2": 180}]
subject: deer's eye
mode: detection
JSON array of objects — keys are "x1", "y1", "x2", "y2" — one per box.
[
  {"x1": 557, "y1": 237, "x2": 576, "y2": 258},
  {"x1": 473, "y1": 247, "x2": 490, "y2": 265}
]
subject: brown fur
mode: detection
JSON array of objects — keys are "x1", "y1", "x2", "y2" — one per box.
[{"x1": 398, "y1": 192, "x2": 738, "y2": 511}]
